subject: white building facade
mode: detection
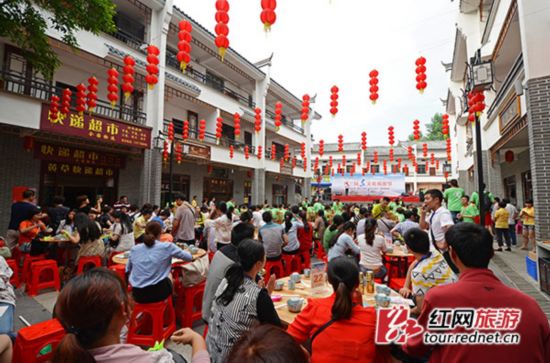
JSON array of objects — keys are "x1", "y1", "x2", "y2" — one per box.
[{"x1": 0, "y1": 0, "x2": 318, "y2": 230}]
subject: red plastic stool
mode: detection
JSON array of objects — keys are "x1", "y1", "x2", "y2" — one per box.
[
  {"x1": 264, "y1": 259, "x2": 284, "y2": 281},
  {"x1": 127, "y1": 296, "x2": 176, "y2": 347},
  {"x1": 109, "y1": 264, "x2": 127, "y2": 283},
  {"x1": 26, "y1": 259, "x2": 60, "y2": 296},
  {"x1": 108, "y1": 251, "x2": 124, "y2": 267},
  {"x1": 282, "y1": 254, "x2": 301, "y2": 276},
  {"x1": 389, "y1": 278, "x2": 406, "y2": 291},
  {"x1": 299, "y1": 251, "x2": 311, "y2": 271},
  {"x1": 76, "y1": 255, "x2": 102, "y2": 275},
  {"x1": 176, "y1": 281, "x2": 206, "y2": 328},
  {"x1": 314, "y1": 239, "x2": 326, "y2": 260},
  {"x1": 12, "y1": 318, "x2": 65, "y2": 363},
  {"x1": 22, "y1": 254, "x2": 45, "y2": 283},
  {"x1": 6, "y1": 258, "x2": 20, "y2": 288}
]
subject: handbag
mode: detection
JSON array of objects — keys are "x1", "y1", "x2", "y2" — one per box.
[{"x1": 178, "y1": 254, "x2": 209, "y2": 287}]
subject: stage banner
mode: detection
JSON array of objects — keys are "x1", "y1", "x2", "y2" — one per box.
[{"x1": 331, "y1": 173, "x2": 405, "y2": 197}]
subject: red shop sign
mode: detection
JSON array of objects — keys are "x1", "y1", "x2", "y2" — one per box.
[
  {"x1": 34, "y1": 142, "x2": 126, "y2": 168},
  {"x1": 44, "y1": 161, "x2": 116, "y2": 178},
  {"x1": 40, "y1": 104, "x2": 151, "y2": 149}
]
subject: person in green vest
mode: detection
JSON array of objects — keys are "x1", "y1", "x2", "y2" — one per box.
[
  {"x1": 443, "y1": 179, "x2": 465, "y2": 223},
  {"x1": 313, "y1": 199, "x2": 324, "y2": 213},
  {"x1": 389, "y1": 197, "x2": 403, "y2": 212},
  {"x1": 301, "y1": 197, "x2": 309, "y2": 210},
  {"x1": 322, "y1": 214, "x2": 345, "y2": 252},
  {"x1": 371, "y1": 197, "x2": 391, "y2": 219},
  {"x1": 306, "y1": 204, "x2": 316, "y2": 222},
  {"x1": 226, "y1": 198, "x2": 235, "y2": 211},
  {"x1": 332, "y1": 199, "x2": 344, "y2": 216},
  {"x1": 458, "y1": 195, "x2": 479, "y2": 223}
]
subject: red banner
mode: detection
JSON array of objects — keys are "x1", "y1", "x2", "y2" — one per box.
[
  {"x1": 40, "y1": 104, "x2": 151, "y2": 149},
  {"x1": 34, "y1": 142, "x2": 125, "y2": 168}
]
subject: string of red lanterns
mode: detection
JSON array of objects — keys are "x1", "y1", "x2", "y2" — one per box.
[
  {"x1": 122, "y1": 56, "x2": 135, "y2": 100},
  {"x1": 182, "y1": 120, "x2": 189, "y2": 140},
  {"x1": 415, "y1": 56, "x2": 427, "y2": 93},
  {"x1": 233, "y1": 113, "x2": 241, "y2": 137},
  {"x1": 301, "y1": 94, "x2": 310, "y2": 125},
  {"x1": 215, "y1": 117, "x2": 223, "y2": 142},
  {"x1": 446, "y1": 138, "x2": 452, "y2": 161},
  {"x1": 284, "y1": 144, "x2": 289, "y2": 161},
  {"x1": 76, "y1": 83, "x2": 86, "y2": 115},
  {"x1": 198, "y1": 119, "x2": 206, "y2": 142},
  {"x1": 260, "y1": 0, "x2": 277, "y2": 32},
  {"x1": 214, "y1": 0, "x2": 230, "y2": 60},
  {"x1": 146, "y1": 45, "x2": 160, "y2": 90},
  {"x1": 87, "y1": 76, "x2": 99, "y2": 112},
  {"x1": 60, "y1": 88, "x2": 71, "y2": 118},
  {"x1": 468, "y1": 91, "x2": 485, "y2": 122},
  {"x1": 271, "y1": 144, "x2": 277, "y2": 160},
  {"x1": 318, "y1": 139, "x2": 324, "y2": 157},
  {"x1": 274, "y1": 102, "x2": 282, "y2": 131},
  {"x1": 357, "y1": 152, "x2": 361, "y2": 167},
  {"x1": 229, "y1": 145, "x2": 234, "y2": 159},
  {"x1": 369, "y1": 69, "x2": 379, "y2": 104},
  {"x1": 388, "y1": 126, "x2": 395, "y2": 161},
  {"x1": 244, "y1": 145, "x2": 250, "y2": 160},
  {"x1": 167, "y1": 122, "x2": 174, "y2": 142},
  {"x1": 361, "y1": 132, "x2": 367, "y2": 151},
  {"x1": 106, "y1": 69, "x2": 118, "y2": 108},
  {"x1": 413, "y1": 119, "x2": 421, "y2": 140},
  {"x1": 337, "y1": 134, "x2": 344, "y2": 153},
  {"x1": 163, "y1": 140, "x2": 169, "y2": 163},
  {"x1": 257, "y1": 145, "x2": 263, "y2": 160},
  {"x1": 442, "y1": 114, "x2": 450, "y2": 139},
  {"x1": 254, "y1": 107, "x2": 262, "y2": 133},
  {"x1": 177, "y1": 20, "x2": 192, "y2": 72},
  {"x1": 48, "y1": 95, "x2": 60, "y2": 122},
  {"x1": 175, "y1": 142, "x2": 182, "y2": 164},
  {"x1": 300, "y1": 142, "x2": 306, "y2": 160},
  {"x1": 422, "y1": 143, "x2": 428, "y2": 158},
  {"x1": 330, "y1": 85, "x2": 339, "y2": 116}
]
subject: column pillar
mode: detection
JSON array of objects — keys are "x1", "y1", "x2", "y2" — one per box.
[{"x1": 251, "y1": 62, "x2": 270, "y2": 205}]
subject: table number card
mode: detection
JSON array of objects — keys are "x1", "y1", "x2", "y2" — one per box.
[{"x1": 311, "y1": 261, "x2": 326, "y2": 293}]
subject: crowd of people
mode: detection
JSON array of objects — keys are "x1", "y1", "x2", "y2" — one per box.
[{"x1": 0, "y1": 181, "x2": 546, "y2": 362}]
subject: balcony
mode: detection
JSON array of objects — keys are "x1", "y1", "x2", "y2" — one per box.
[
  {"x1": 109, "y1": 28, "x2": 145, "y2": 50},
  {"x1": 265, "y1": 108, "x2": 304, "y2": 134},
  {"x1": 165, "y1": 51, "x2": 255, "y2": 109},
  {"x1": 1, "y1": 70, "x2": 146, "y2": 125}
]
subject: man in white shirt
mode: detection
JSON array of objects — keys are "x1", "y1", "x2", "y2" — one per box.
[
  {"x1": 504, "y1": 198, "x2": 518, "y2": 246},
  {"x1": 419, "y1": 189, "x2": 457, "y2": 273},
  {"x1": 252, "y1": 205, "x2": 263, "y2": 230}
]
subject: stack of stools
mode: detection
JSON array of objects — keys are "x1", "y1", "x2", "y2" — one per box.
[
  {"x1": 12, "y1": 318, "x2": 65, "y2": 363},
  {"x1": 22, "y1": 254, "x2": 45, "y2": 284},
  {"x1": 26, "y1": 259, "x2": 60, "y2": 297},
  {"x1": 127, "y1": 297, "x2": 176, "y2": 347},
  {"x1": 176, "y1": 281, "x2": 206, "y2": 328},
  {"x1": 76, "y1": 256, "x2": 102, "y2": 275}
]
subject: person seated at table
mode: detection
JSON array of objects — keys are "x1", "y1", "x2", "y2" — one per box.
[
  {"x1": 126, "y1": 221, "x2": 192, "y2": 304},
  {"x1": 133, "y1": 206, "x2": 153, "y2": 244},
  {"x1": 150, "y1": 208, "x2": 170, "y2": 232},
  {"x1": 358, "y1": 218, "x2": 387, "y2": 278},
  {"x1": 390, "y1": 210, "x2": 419, "y2": 240},
  {"x1": 258, "y1": 211, "x2": 288, "y2": 261},
  {"x1": 110, "y1": 211, "x2": 134, "y2": 252},
  {"x1": 327, "y1": 222, "x2": 360, "y2": 261},
  {"x1": 227, "y1": 325, "x2": 309, "y2": 363},
  {"x1": 206, "y1": 239, "x2": 281, "y2": 362},
  {"x1": 202, "y1": 222, "x2": 255, "y2": 323},
  {"x1": 399, "y1": 228, "x2": 457, "y2": 315},
  {"x1": 403, "y1": 223, "x2": 550, "y2": 362},
  {"x1": 282, "y1": 210, "x2": 303, "y2": 256},
  {"x1": 287, "y1": 256, "x2": 377, "y2": 362},
  {"x1": 297, "y1": 210, "x2": 313, "y2": 261},
  {"x1": 62, "y1": 213, "x2": 106, "y2": 265},
  {"x1": 56, "y1": 209, "x2": 77, "y2": 235},
  {"x1": 18, "y1": 208, "x2": 46, "y2": 253},
  {"x1": 53, "y1": 268, "x2": 195, "y2": 363},
  {"x1": 323, "y1": 215, "x2": 344, "y2": 252},
  {"x1": 376, "y1": 211, "x2": 397, "y2": 235}
]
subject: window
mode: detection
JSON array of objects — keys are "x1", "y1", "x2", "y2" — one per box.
[
  {"x1": 222, "y1": 123, "x2": 235, "y2": 140},
  {"x1": 245, "y1": 131, "x2": 252, "y2": 147},
  {"x1": 205, "y1": 71, "x2": 224, "y2": 92},
  {"x1": 429, "y1": 167, "x2": 436, "y2": 176},
  {"x1": 113, "y1": 12, "x2": 145, "y2": 43},
  {"x1": 271, "y1": 142, "x2": 285, "y2": 159},
  {"x1": 417, "y1": 164, "x2": 427, "y2": 174},
  {"x1": 187, "y1": 111, "x2": 199, "y2": 138}
]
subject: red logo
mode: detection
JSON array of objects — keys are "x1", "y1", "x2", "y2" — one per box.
[{"x1": 375, "y1": 307, "x2": 424, "y2": 344}]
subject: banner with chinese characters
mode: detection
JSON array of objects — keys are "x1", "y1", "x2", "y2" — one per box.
[
  {"x1": 34, "y1": 142, "x2": 125, "y2": 168},
  {"x1": 331, "y1": 173, "x2": 406, "y2": 197},
  {"x1": 40, "y1": 104, "x2": 151, "y2": 149},
  {"x1": 43, "y1": 161, "x2": 116, "y2": 178}
]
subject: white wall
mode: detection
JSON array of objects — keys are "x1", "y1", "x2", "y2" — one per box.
[{"x1": 0, "y1": 94, "x2": 42, "y2": 130}]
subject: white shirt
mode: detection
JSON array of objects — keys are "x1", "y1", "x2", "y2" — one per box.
[
  {"x1": 358, "y1": 234, "x2": 387, "y2": 269},
  {"x1": 425, "y1": 207, "x2": 454, "y2": 248},
  {"x1": 252, "y1": 211, "x2": 263, "y2": 229},
  {"x1": 505, "y1": 204, "x2": 517, "y2": 225}
]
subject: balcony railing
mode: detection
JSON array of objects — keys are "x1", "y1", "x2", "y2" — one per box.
[
  {"x1": 165, "y1": 51, "x2": 255, "y2": 109},
  {"x1": 1, "y1": 70, "x2": 147, "y2": 125},
  {"x1": 265, "y1": 108, "x2": 304, "y2": 134},
  {"x1": 109, "y1": 28, "x2": 145, "y2": 51},
  {"x1": 487, "y1": 54, "x2": 523, "y2": 118}
]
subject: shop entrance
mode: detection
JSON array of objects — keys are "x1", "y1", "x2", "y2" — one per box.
[
  {"x1": 272, "y1": 184, "x2": 288, "y2": 206},
  {"x1": 203, "y1": 177, "x2": 233, "y2": 203}
]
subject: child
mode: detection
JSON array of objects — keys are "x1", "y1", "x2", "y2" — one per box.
[
  {"x1": 18, "y1": 209, "x2": 46, "y2": 253},
  {"x1": 494, "y1": 201, "x2": 511, "y2": 251}
]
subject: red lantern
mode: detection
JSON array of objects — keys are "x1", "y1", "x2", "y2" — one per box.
[
  {"x1": 86, "y1": 76, "x2": 99, "y2": 112},
  {"x1": 341, "y1": 155, "x2": 346, "y2": 167},
  {"x1": 214, "y1": 0, "x2": 230, "y2": 60},
  {"x1": 303, "y1": 157, "x2": 308, "y2": 172},
  {"x1": 175, "y1": 142, "x2": 182, "y2": 164},
  {"x1": 60, "y1": 88, "x2": 72, "y2": 117},
  {"x1": 260, "y1": 0, "x2": 277, "y2": 31},
  {"x1": 163, "y1": 140, "x2": 169, "y2": 163},
  {"x1": 233, "y1": 113, "x2": 241, "y2": 137},
  {"x1": 389, "y1": 148, "x2": 394, "y2": 162},
  {"x1": 430, "y1": 153, "x2": 435, "y2": 165},
  {"x1": 292, "y1": 156, "x2": 297, "y2": 169},
  {"x1": 257, "y1": 145, "x2": 263, "y2": 160},
  {"x1": 216, "y1": 117, "x2": 223, "y2": 140},
  {"x1": 413, "y1": 119, "x2": 421, "y2": 140},
  {"x1": 436, "y1": 159, "x2": 440, "y2": 170},
  {"x1": 366, "y1": 161, "x2": 370, "y2": 171},
  {"x1": 331, "y1": 168, "x2": 335, "y2": 177},
  {"x1": 168, "y1": 122, "x2": 174, "y2": 142},
  {"x1": 198, "y1": 119, "x2": 206, "y2": 142},
  {"x1": 271, "y1": 144, "x2": 276, "y2": 160},
  {"x1": 284, "y1": 144, "x2": 289, "y2": 161},
  {"x1": 274, "y1": 101, "x2": 282, "y2": 131},
  {"x1": 146, "y1": 45, "x2": 160, "y2": 89},
  {"x1": 422, "y1": 143, "x2": 428, "y2": 158},
  {"x1": 373, "y1": 150, "x2": 378, "y2": 164},
  {"x1": 407, "y1": 146, "x2": 414, "y2": 161},
  {"x1": 244, "y1": 145, "x2": 250, "y2": 160},
  {"x1": 361, "y1": 132, "x2": 367, "y2": 151},
  {"x1": 350, "y1": 162, "x2": 355, "y2": 177},
  {"x1": 177, "y1": 20, "x2": 193, "y2": 72},
  {"x1": 505, "y1": 150, "x2": 514, "y2": 163},
  {"x1": 369, "y1": 69, "x2": 379, "y2": 104},
  {"x1": 75, "y1": 83, "x2": 86, "y2": 115},
  {"x1": 314, "y1": 156, "x2": 319, "y2": 170},
  {"x1": 383, "y1": 160, "x2": 387, "y2": 175},
  {"x1": 442, "y1": 114, "x2": 450, "y2": 139},
  {"x1": 122, "y1": 56, "x2": 135, "y2": 100},
  {"x1": 247, "y1": 170, "x2": 253, "y2": 178},
  {"x1": 318, "y1": 139, "x2": 324, "y2": 157},
  {"x1": 48, "y1": 94, "x2": 60, "y2": 122},
  {"x1": 107, "y1": 68, "x2": 119, "y2": 108},
  {"x1": 388, "y1": 126, "x2": 395, "y2": 146},
  {"x1": 23, "y1": 135, "x2": 34, "y2": 152},
  {"x1": 328, "y1": 155, "x2": 333, "y2": 168},
  {"x1": 415, "y1": 56, "x2": 427, "y2": 93},
  {"x1": 444, "y1": 171, "x2": 449, "y2": 179},
  {"x1": 397, "y1": 157, "x2": 402, "y2": 170},
  {"x1": 280, "y1": 157, "x2": 285, "y2": 169},
  {"x1": 301, "y1": 94, "x2": 310, "y2": 124},
  {"x1": 183, "y1": 120, "x2": 189, "y2": 140},
  {"x1": 446, "y1": 138, "x2": 452, "y2": 161},
  {"x1": 337, "y1": 134, "x2": 344, "y2": 152},
  {"x1": 300, "y1": 142, "x2": 306, "y2": 160},
  {"x1": 330, "y1": 85, "x2": 339, "y2": 116},
  {"x1": 357, "y1": 152, "x2": 361, "y2": 166},
  {"x1": 254, "y1": 107, "x2": 262, "y2": 133},
  {"x1": 229, "y1": 145, "x2": 234, "y2": 159}
]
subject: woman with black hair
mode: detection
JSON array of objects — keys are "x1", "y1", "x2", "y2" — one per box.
[
  {"x1": 205, "y1": 201, "x2": 236, "y2": 250},
  {"x1": 282, "y1": 210, "x2": 304, "y2": 255},
  {"x1": 323, "y1": 214, "x2": 345, "y2": 251},
  {"x1": 126, "y1": 221, "x2": 192, "y2": 304},
  {"x1": 287, "y1": 257, "x2": 376, "y2": 362},
  {"x1": 63, "y1": 212, "x2": 105, "y2": 264},
  {"x1": 327, "y1": 221, "x2": 360, "y2": 261},
  {"x1": 110, "y1": 211, "x2": 134, "y2": 252},
  {"x1": 358, "y1": 218, "x2": 388, "y2": 278},
  {"x1": 206, "y1": 239, "x2": 281, "y2": 363}
]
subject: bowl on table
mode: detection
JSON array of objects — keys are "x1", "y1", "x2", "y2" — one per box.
[
  {"x1": 303, "y1": 268, "x2": 311, "y2": 278},
  {"x1": 287, "y1": 297, "x2": 305, "y2": 313},
  {"x1": 274, "y1": 280, "x2": 284, "y2": 291},
  {"x1": 375, "y1": 294, "x2": 391, "y2": 308},
  {"x1": 290, "y1": 272, "x2": 301, "y2": 283},
  {"x1": 376, "y1": 285, "x2": 392, "y2": 296}
]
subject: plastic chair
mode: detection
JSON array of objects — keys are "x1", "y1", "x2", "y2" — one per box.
[
  {"x1": 282, "y1": 254, "x2": 301, "y2": 276},
  {"x1": 26, "y1": 259, "x2": 60, "y2": 296},
  {"x1": 76, "y1": 255, "x2": 102, "y2": 275},
  {"x1": 6, "y1": 258, "x2": 20, "y2": 288},
  {"x1": 22, "y1": 254, "x2": 45, "y2": 283},
  {"x1": 389, "y1": 278, "x2": 406, "y2": 291},
  {"x1": 264, "y1": 259, "x2": 284, "y2": 281},
  {"x1": 175, "y1": 281, "x2": 206, "y2": 328},
  {"x1": 127, "y1": 296, "x2": 176, "y2": 347},
  {"x1": 109, "y1": 264, "x2": 127, "y2": 283},
  {"x1": 299, "y1": 250, "x2": 311, "y2": 271},
  {"x1": 12, "y1": 318, "x2": 65, "y2": 363}
]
